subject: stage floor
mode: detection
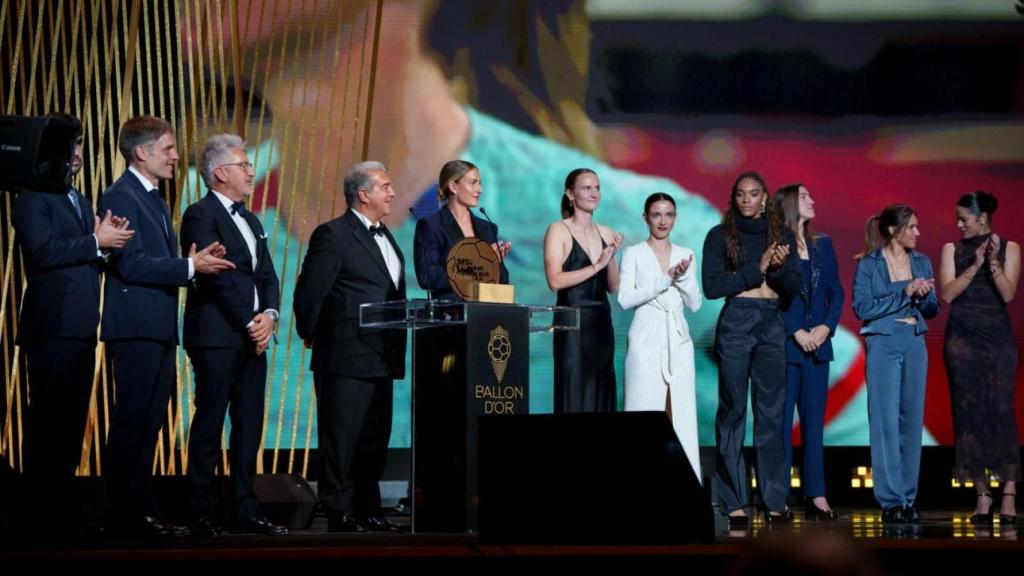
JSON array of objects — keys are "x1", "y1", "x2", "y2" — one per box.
[{"x1": 4, "y1": 507, "x2": 1022, "y2": 572}]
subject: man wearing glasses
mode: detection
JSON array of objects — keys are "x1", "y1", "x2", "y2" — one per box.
[{"x1": 179, "y1": 134, "x2": 288, "y2": 537}]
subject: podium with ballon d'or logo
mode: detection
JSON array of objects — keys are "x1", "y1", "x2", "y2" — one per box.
[{"x1": 360, "y1": 238, "x2": 578, "y2": 533}]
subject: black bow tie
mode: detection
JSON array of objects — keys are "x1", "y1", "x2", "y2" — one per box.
[
  {"x1": 369, "y1": 224, "x2": 385, "y2": 237},
  {"x1": 231, "y1": 201, "x2": 246, "y2": 215}
]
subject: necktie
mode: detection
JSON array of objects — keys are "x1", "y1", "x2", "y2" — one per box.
[
  {"x1": 150, "y1": 189, "x2": 169, "y2": 237},
  {"x1": 68, "y1": 189, "x2": 84, "y2": 225}
]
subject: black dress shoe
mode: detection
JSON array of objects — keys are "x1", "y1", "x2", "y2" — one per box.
[
  {"x1": 327, "y1": 514, "x2": 367, "y2": 533},
  {"x1": 238, "y1": 514, "x2": 290, "y2": 536},
  {"x1": 191, "y1": 515, "x2": 223, "y2": 538},
  {"x1": 360, "y1": 514, "x2": 407, "y2": 533},
  {"x1": 120, "y1": 516, "x2": 191, "y2": 539}
]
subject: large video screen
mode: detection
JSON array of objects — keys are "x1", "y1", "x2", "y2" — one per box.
[{"x1": 204, "y1": 1, "x2": 1024, "y2": 449}]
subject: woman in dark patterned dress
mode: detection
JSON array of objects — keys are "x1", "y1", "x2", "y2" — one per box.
[{"x1": 940, "y1": 191, "x2": 1021, "y2": 525}]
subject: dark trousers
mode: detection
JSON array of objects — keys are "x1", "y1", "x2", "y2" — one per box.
[
  {"x1": 782, "y1": 355, "x2": 831, "y2": 498},
  {"x1": 23, "y1": 338, "x2": 95, "y2": 525},
  {"x1": 713, "y1": 298, "x2": 788, "y2": 514},
  {"x1": 106, "y1": 339, "x2": 177, "y2": 523},
  {"x1": 186, "y1": 346, "x2": 267, "y2": 520},
  {"x1": 314, "y1": 373, "x2": 393, "y2": 520}
]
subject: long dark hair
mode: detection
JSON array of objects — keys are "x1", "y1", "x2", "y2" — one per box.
[
  {"x1": 723, "y1": 171, "x2": 785, "y2": 268},
  {"x1": 561, "y1": 167, "x2": 597, "y2": 218},
  {"x1": 957, "y1": 190, "x2": 998, "y2": 222},
  {"x1": 774, "y1": 183, "x2": 815, "y2": 250},
  {"x1": 855, "y1": 204, "x2": 916, "y2": 259}
]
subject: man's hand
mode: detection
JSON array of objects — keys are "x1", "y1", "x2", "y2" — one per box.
[
  {"x1": 94, "y1": 209, "x2": 135, "y2": 249},
  {"x1": 188, "y1": 242, "x2": 235, "y2": 274},
  {"x1": 249, "y1": 312, "x2": 274, "y2": 355}
]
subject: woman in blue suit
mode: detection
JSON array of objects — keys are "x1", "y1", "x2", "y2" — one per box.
[
  {"x1": 775, "y1": 184, "x2": 844, "y2": 521},
  {"x1": 852, "y1": 204, "x2": 939, "y2": 525},
  {"x1": 414, "y1": 160, "x2": 511, "y2": 301}
]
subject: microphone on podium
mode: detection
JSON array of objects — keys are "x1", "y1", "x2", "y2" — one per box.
[
  {"x1": 409, "y1": 206, "x2": 433, "y2": 301},
  {"x1": 477, "y1": 206, "x2": 506, "y2": 265}
]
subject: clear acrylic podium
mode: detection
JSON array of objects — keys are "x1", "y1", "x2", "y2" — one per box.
[{"x1": 360, "y1": 299, "x2": 579, "y2": 533}]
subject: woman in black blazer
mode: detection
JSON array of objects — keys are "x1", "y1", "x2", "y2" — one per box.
[{"x1": 413, "y1": 160, "x2": 510, "y2": 300}]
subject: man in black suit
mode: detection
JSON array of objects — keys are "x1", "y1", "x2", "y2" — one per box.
[
  {"x1": 179, "y1": 134, "x2": 287, "y2": 537},
  {"x1": 13, "y1": 113, "x2": 134, "y2": 535},
  {"x1": 99, "y1": 116, "x2": 234, "y2": 538},
  {"x1": 294, "y1": 161, "x2": 407, "y2": 533}
]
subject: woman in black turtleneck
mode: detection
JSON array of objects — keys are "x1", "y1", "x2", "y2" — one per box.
[{"x1": 702, "y1": 171, "x2": 801, "y2": 528}]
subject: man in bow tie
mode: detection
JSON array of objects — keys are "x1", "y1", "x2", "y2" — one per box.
[
  {"x1": 99, "y1": 116, "x2": 234, "y2": 538},
  {"x1": 13, "y1": 113, "x2": 134, "y2": 536},
  {"x1": 294, "y1": 161, "x2": 408, "y2": 533},
  {"x1": 179, "y1": 134, "x2": 287, "y2": 537}
]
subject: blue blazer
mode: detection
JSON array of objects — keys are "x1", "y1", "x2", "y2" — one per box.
[
  {"x1": 99, "y1": 171, "x2": 190, "y2": 343},
  {"x1": 782, "y1": 235, "x2": 845, "y2": 364},
  {"x1": 180, "y1": 192, "x2": 280, "y2": 350},
  {"x1": 852, "y1": 247, "x2": 939, "y2": 336},
  {"x1": 13, "y1": 188, "x2": 102, "y2": 344},
  {"x1": 413, "y1": 204, "x2": 509, "y2": 301}
]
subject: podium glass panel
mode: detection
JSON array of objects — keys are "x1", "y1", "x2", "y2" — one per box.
[
  {"x1": 359, "y1": 299, "x2": 578, "y2": 533},
  {"x1": 360, "y1": 299, "x2": 466, "y2": 329}
]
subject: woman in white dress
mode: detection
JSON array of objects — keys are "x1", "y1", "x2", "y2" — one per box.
[{"x1": 619, "y1": 193, "x2": 703, "y2": 479}]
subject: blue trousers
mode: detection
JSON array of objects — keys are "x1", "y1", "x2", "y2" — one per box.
[
  {"x1": 865, "y1": 323, "x2": 927, "y2": 510},
  {"x1": 782, "y1": 355, "x2": 830, "y2": 498}
]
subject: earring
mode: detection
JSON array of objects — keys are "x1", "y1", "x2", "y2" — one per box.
[
  {"x1": 569, "y1": 198, "x2": 575, "y2": 208},
  {"x1": 760, "y1": 200, "x2": 766, "y2": 215}
]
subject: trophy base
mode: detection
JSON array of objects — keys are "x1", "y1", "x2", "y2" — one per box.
[{"x1": 469, "y1": 282, "x2": 514, "y2": 304}]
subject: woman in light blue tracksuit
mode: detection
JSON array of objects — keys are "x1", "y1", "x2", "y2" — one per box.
[{"x1": 852, "y1": 204, "x2": 939, "y2": 525}]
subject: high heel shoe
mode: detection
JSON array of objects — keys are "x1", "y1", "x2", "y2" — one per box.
[
  {"x1": 999, "y1": 490, "x2": 1017, "y2": 526},
  {"x1": 727, "y1": 513, "x2": 751, "y2": 530},
  {"x1": 804, "y1": 498, "x2": 838, "y2": 522},
  {"x1": 969, "y1": 492, "x2": 994, "y2": 525},
  {"x1": 761, "y1": 508, "x2": 793, "y2": 526}
]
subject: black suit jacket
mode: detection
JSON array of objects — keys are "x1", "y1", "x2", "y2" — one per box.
[
  {"x1": 294, "y1": 209, "x2": 406, "y2": 379},
  {"x1": 412, "y1": 204, "x2": 509, "y2": 301},
  {"x1": 180, "y1": 192, "x2": 280, "y2": 350},
  {"x1": 99, "y1": 171, "x2": 190, "y2": 343},
  {"x1": 13, "y1": 188, "x2": 101, "y2": 344}
]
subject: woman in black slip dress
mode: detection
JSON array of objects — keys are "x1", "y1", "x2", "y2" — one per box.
[{"x1": 543, "y1": 168, "x2": 624, "y2": 413}]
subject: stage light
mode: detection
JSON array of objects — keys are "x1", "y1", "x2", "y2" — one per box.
[
  {"x1": 790, "y1": 466, "x2": 801, "y2": 488},
  {"x1": 852, "y1": 466, "x2": 873, "y2": 489}
]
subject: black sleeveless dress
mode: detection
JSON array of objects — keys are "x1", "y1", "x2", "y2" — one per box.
[
  {"x1": 945, "y1": 234, "x2": 1021, "y2": 482},
  {"x1": 553, "y1": 231, "x2": 616, "y2": 413}
]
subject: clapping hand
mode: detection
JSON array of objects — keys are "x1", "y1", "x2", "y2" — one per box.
[
  {"x1": 94, "y1": 209, "x2": 135, "y2": 249},
  {"x1": 189, "y1": 241, "x2": 235, "y2": 274},
  {"x1": 668, "y1": 254, "x2": 693, "y2": 279}
]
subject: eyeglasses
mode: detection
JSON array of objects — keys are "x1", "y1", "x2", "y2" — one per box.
[{"x1": 219, "y1": 161, "x2": 254, "y2": 171}]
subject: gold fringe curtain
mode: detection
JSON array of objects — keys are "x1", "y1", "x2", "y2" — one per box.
[{"x1": 0, "y1": 0, "x2": 381, "y2": 480}]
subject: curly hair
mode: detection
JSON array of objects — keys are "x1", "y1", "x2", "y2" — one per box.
[{"x1": 723, "y1": 171, "x2": 785, "y2": 268}]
